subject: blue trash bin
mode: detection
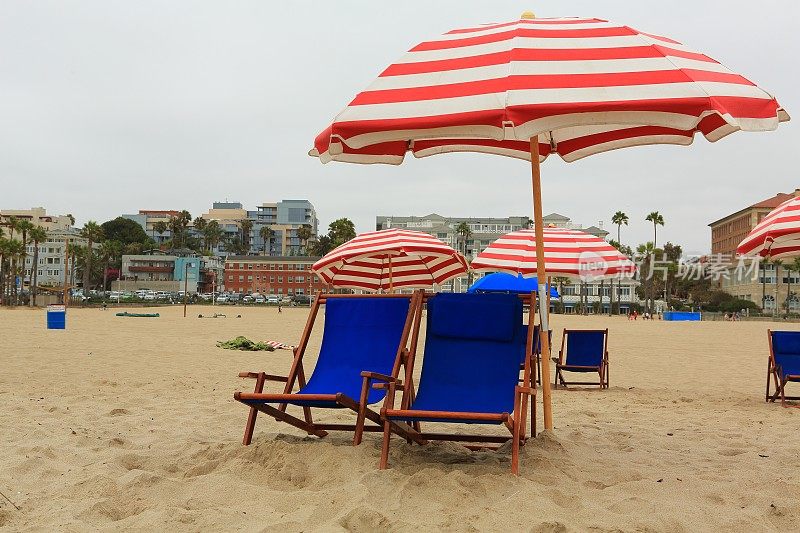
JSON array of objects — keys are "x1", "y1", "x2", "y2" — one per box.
[{"x1": 47, "y1": 305, "x2": 66, "y2": 329}]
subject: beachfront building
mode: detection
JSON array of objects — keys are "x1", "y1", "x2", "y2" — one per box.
[
  {"x1": 223, "y1": 256, "x2": 324, "y2": 296},
  {"x1": 121, "y1": 210, "x2": 182, "y2": 244},
  {"x1": 709, "y1": 189, "x2": 800, "y2": 312},
  {"x1": 21, "y1": 228, "x2": 88, "y2": 289},
  {"x1": 0, "y1": 207, "x2": 74, "y2": 232},
  {"x1": 375, "y1": 213, "x2": 617, "y2": 296},
  {"x1": 119, "y1": 251, "x2": 223, "y2": 293},
  {"x1": 200, "y1": 199, "x2": 318, "y2": 256}
]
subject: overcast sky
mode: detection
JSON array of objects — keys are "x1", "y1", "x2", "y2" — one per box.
[{"x1": 2, "y1": 1, "x2": 797, "y2": 254}]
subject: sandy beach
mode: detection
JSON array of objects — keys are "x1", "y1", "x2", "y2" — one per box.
[{"x1": 1, "y1": 304, "x2": 798, "y2": 531}]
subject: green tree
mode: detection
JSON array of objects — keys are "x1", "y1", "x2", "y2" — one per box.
[
  {"x1": 193, "y1": 217, "x2": 208, "y2": 251},
  {"x1": 16, "y1": 220, "x2": 34, "y2": 303},
  {"x1": 308, "y1": 235, "x2": 334, "y2": 256},
  {"x1": 153, "y1": 221, "x2": 168, "y2": 245},
  {"x1": 203, "y1": 220, "x2": 223, "y2": 254},
  {"x1": 259, "y1": 226, "x2": 274, "y2": 255},
  {"x1": 100, "y1": 217, "x2": 150, "y2": 247},
  {"x1": 455, "y1": 221, "x2": 473, "y2": 287},
  {"x1": 239, "y1": 219, "x2": 254, "y2": 254},
  {"x1": 608, "y1": 239, "x2": 634, "y2": 258},
  {"x1": 328, "y1": 218, "x2": 356, "y2": 247},
  {"x1": 99, "y1": 240, "x2": 122, "y2": 291},
  {"x1": 80, "y1": 221, "x2": 104, "y2": 292},
  {"x1": 612, "y1": 211, "x2": 629, "y2": 245},
  {"x1": 28, "y1": 226, "x2": 47, "y2": 307},
  {"x1": 297, "y1": 225, "x2": 313, "y2": 254},
  {"x1": 645, "y1": 211, "x2": 665, "y2": 249}
]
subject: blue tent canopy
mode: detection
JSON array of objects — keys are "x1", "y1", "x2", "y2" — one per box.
[{"x1": 467, "y1": 273, "x2": 559, "y2": 298}]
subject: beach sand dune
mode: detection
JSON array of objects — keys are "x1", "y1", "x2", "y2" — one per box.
[{"x1": 1, "y1": 305, "x2": 798, "y2": 531}]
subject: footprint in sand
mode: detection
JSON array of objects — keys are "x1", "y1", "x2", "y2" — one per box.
[{"x1": 108, "y1": 408, "x2": 129, "y2": 416}]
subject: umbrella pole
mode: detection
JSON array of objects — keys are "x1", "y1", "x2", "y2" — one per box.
[{"x1": 530, "y1": 138, "x2": 554, "y2": 431}]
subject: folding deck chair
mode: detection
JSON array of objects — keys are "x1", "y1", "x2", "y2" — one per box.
[
  {"x1": 553, "y1": 329, "x2": 609, "y2": 389},
  {"x1": 234, "y1": 292, "x2": 423, "y2": 445},
  {"x1": 374, "y1": 292, "x2": 537, "y2": 475},
  {"x1": 766, "y1": 330, "x2": 800, "y2": 407},
  {"x1": 520, "y1": 324, "x2": 551, "y2": 386}
]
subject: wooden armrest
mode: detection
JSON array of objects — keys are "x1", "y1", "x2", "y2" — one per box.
[
  {"x1": 238, "y1": 371, "x2": 288, "y2": 382},
  {"x1": 361, "y1": 371, "x2": 398, "y2": 383},
  {"x1": 516, "y1": 386, "x2": 536, "y2": 395},
  {"x1": 372, "y1": 382, "x2": 404, "y2": 391}
]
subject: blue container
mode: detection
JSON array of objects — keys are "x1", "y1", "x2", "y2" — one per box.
[
  {"x1": 663, "y1": 311, "x2": 701, "y2": 321},
  {"x1": 47, "y1": 305, "x2": 66, "y2": 329}
]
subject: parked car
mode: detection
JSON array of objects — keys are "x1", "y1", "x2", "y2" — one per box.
[
  {"x1": 253, "y1": 296, "x2": 266, "y2": 304},
  {"x1": 266, "y1": 296, "x2": 279, "y2": 304},
  {"x1": 216, "y1": 294, "x2": 229, "y2": 303},
  {"x1": 292, "y1": 294, "x2": 312, "y2": 305}
]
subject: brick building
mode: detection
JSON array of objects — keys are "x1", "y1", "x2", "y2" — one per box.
[
  {"x1": 709, "y1": 189, "x2": 800, "y2": 311},
  {"x1": 224, "y1": 256, "x2": 324, "y2": 296}
]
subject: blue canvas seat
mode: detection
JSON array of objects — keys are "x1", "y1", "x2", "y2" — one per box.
[
  {"x1": 553, "y1": 329, "x2": 609, "y2": 389},
  {"x1": 377, "y1": 293, "x2": 537, "y2": 474},
  {"x1": 766, "y1": 330, "x2": 800, "y2": 407},
  {"x1": 234, "y1": 294, "x2": 421, "y2": 445}
]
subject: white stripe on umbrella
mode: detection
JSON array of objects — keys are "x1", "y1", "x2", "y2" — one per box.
[
  {"x1": 471, "y1": 228, "x2": 636, "y2": 281},
  {"x1": 737, "y1": 196, "x2": 800, "y2": 260},
  {"x1": 312, "y1": 228, "x2": 468, "y2": 292}
]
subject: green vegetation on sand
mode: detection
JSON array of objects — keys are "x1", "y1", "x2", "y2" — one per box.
[{"x1": 216, "y1": 336, "x2": 275, "y2": 351}]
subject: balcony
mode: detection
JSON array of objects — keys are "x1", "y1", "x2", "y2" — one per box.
[{"x1": 129, "y1": 265, "x2": 173, "y2": 273}]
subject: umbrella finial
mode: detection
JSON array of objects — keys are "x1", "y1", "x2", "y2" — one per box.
[{"x1": 520, "y1": 11, "x2": 536, "y2": 19}]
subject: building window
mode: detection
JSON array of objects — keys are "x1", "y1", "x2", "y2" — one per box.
[
  {"x1": 228, "y1": 275, "x2": 233, "y2": 281},
  {"x1": 278, "y1": 277, "x2": 283, "y2": 283},
  {"x1": 239, "y1": 276, "x2": 244, "y2": 282},
  {"x1": 297, "y1": 276, "x2": 304, "y2": 283},
  {"x1": 288, "y1": 277, "x2": 294, "y2": 283},
  {"x1": 247, "y1": 275, "x2": 253, "y2": 281},
  {"x1": 270, "y1": 276, "x2": 275, "y2": 282}
]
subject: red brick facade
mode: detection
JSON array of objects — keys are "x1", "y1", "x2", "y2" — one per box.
[{"x1": 223, "y1": 256, "x2": 324, "y2": 296}]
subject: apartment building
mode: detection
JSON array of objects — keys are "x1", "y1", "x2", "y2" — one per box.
[{"x1": 223, "y1": 256, "x2": 324, "y2": 296}]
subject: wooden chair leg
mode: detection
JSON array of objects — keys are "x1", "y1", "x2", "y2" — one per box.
[
  {"x1": 766, "y1": 362, "x2": 773, "y2": 402},
  {"x1": 242, "y1": 372, "x2": 266, "y2": 445},
  {"x1": 511, "y1": 393, "x2": 521, "y2": 475},
  {"x1": 379, "y1": 419, "x2": 392, "y2": 470},
  {"x1": 353, "y1": 376, "x2": 370, "y2": 446}
]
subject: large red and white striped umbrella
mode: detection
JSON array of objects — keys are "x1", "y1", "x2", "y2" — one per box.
[
  {"x1": 309, "y1": 12, "x2": 787, "y2": 432},
  {"x1": 472, "y1": 227, "x2": 636, "y2": 280},
  {"x1": 312, "y1": 16, "x2": 787, "y2": 165},
  {"x1": 312, "y1": 228, "x2": 468, "y2": 292},
  {"x1": 737, "y1": 196, "x2": 800, "y2": 260}
]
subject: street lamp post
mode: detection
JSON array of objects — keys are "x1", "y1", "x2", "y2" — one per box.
[{"x1": 183, "y1": 260, "x2": 194, "y2": 318}]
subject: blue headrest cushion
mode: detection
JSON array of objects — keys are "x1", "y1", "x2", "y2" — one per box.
[{"x1": 429, "y1": 293, "x2": 518, "y2": 342}]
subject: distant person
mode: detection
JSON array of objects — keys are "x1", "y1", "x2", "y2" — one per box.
[
  {"x1": 278, "y1": 304, "x2": 282, "y2": 314},
  {"x1": 724, "y1": 312, "x2": 730, "y2": 321}
]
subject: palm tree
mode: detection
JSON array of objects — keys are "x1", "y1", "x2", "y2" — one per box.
[
  {"x1": 611, "y1": 211, "x2": 629, "y2": 245},
  {"x1": 80, "y1": 221, "x2": 104, "y2": 293},
  {"x1": 66, "y1": 214, "x2": 76, "y2": 227},
  {"x1": 15, "y1": 220, "x2": 34, "y2": 303},
  {"x1": 99, "y1": 240, "x2": 122, "y2": 292},
  {"x1": 454, "y1": 222, "x2": 473, "y2": 290},
  {"x1": 153, "y1": 221, "x2": 168, "y2": 246},
  {"x1": 297, "y1": 225, "x2": 313, "y2": 254},
  {"x1": 193, "y1": 217, "x2": 207, "y2": 251},
  {"x1": 2, "y1": 238, "x2": 24, "y2": 305},
  {"x1": 645, "y1": 211, "x2": 665, "y2": 248},
  {"x1": 773, "y1": 259, "x2": 783, "y2": 317},
  {"x1": 203, "y1": 220, "x2": 223, "y2": 254},
  {"x1": 259, "y1": 226, "x2": 274, "y2": 255},
  {"x1": 28, "y1": 226, "x2": 47, "y2": 307},
  {"x1": 239, "y1": 219, "x2": 254, "y2": 254}
]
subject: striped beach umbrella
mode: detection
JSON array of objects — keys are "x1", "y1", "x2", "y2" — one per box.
[
  {"x1": 312, "y1": 228, "x2": 468, "y2": 292},
  {"x1": 737, "y1": 196, "x2": 800, "y2": 260},
  {"x1": 310, "y1": 12, "x2": 788, "y2": 431},
  {"x1": 472, "y1": 228, "x2": 636, "y2": 280}
]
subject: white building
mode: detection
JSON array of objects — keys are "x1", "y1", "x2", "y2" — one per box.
[{"x1": 22, "y1": 228, "x2": 88, "y2": 288}]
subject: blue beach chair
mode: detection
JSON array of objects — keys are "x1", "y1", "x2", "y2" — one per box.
[
  {"x1": 767, "y1": 330, "x2": 800, "y2": 407},
  {"x1": 234, "y1": 293, "x2": 422, "y2": 445},
  {"x1": 553, "y1": 329, "x2": 609, "y2": 389},
  {"x1": 376, "y1": 293, "x2": 536, "y2": 474}
]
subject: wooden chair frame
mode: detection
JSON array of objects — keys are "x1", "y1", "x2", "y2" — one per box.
[
  {"x1": 234, "y1": 291, "x2": 426, "y2": 445},
  {"x1": 553, "y1": 328, "x2": 609, "y2": 389},
  {"x1": 766, "y1": 329, "x2": 800, "y2": 408},
  {"x1": 374, "y1": 292, "x2": 538, "y2": 475}
]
